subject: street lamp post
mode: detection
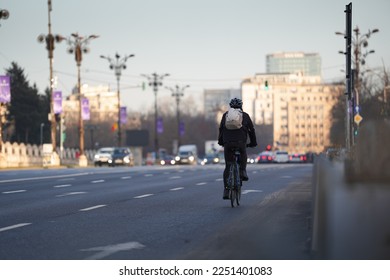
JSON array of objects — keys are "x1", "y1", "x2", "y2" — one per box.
[
  {"x1": 37, "y1": 0, "x2": 64, "y2": 166},
  {"x1": 65, "y1": 32, "x2": 98, "y2": 166},
  {"x1": 336, "y1": 24, "x2": 379, "y2": 148},
  {"x1": 166, "y1": 85, "x2": 189, "y2": 147},
  {"x1": 141, "y1": 73, "x2": 169, "y2": 159},
  {"x1": 100, "y1": 53, "x2": 134, "y2": 147},
  {"x1": 0, "y1": 8, "x2": 9, "y2": 155}
]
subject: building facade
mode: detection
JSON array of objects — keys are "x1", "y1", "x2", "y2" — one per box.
[
  {"x1": 241, "y1": 73, "x2": 342, "y2": 154},
  {"x1": 266, "y1": 52, "x2": 322, "y2": 77}
]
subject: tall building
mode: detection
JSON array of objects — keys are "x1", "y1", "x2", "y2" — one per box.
[
  {"x1": 266, "y1": 52, "x2": 322, "y2": 77},
  {"x1": 241, "y1": 73, "x2": 342, "y2": 153}
]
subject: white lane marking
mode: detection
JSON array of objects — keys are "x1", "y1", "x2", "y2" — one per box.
[
  {"x1": 169, "y1": 176, "x2": 181, "y2": 179},
  {"x1": 134, "y1": 194, "x2": 154, "y2": 199},
  {"x1": 0, "y1": 172, "x2": 90, "y2": 184},
  {"x1": 170, "y1": 187, "x2": 184, "y2": 191},
  {"x1": 242, "y1": 190, "x2": 263, "y2": 194},
  {"x1": 80, "y1": 205, "x2": 107, "y2": 212},
  {"x1": 53, "y1": 184, "x2": 71, "y2": 188},
  {"x1": 121, "y1": 176, "x2": 132, "y2": 179},
  {"x1": 81, "y1": 241, "x2": 145, "y2": 260},
  {"x1": 144, "y1": 174, "x2": 153, "y2": 177},
  {"x1": 2, "y1": 190, "x2": 26, "y2": 194},
  {"x1": 56, "y1": 191, "x2": 87, "y2": 197},
  {"x1": 0, "y1": 223, "x2": 31, "y2": 233},
  {"x1": 281, "y1": 176, "x2": 292, "y2": 179},
  {"x1": 196, "y1": 182, "x2": 207, "y2": 186},
  {"x1": 215, "y1": 178, "x2": 223, "y2": 181},
  {"x1": 91, "y1": 180, "x2": 105, "y2": 184}
]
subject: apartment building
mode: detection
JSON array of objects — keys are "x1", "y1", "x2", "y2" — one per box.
[{"x1": 241, "y1": 73, "x2": 342, "y2": 154}]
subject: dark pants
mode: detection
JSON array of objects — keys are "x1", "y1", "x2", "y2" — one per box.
[{"x1": 223, "y1": 141, "x2": 247, "y2": 188}]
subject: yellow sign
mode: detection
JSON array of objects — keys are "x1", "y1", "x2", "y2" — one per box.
[{"x1": 354, "y1": 113, "x2": 363, "y2": 125}]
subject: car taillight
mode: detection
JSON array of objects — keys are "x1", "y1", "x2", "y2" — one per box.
[{"x1": 268, "y1": 156, "x2": 272, "y2": 161}]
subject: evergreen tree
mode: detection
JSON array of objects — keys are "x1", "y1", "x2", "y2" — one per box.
[{"x1": 5, "y1": 62, "x2": 50, "y2": 144}]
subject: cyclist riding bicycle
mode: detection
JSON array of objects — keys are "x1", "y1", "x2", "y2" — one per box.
[{"x1": 218, "y1": 98, "x2": 257, "y2": 199}]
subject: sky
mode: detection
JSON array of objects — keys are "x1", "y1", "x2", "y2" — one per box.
[{"x1": 1, "y1": 0, "x2": 389, "y2": 112}]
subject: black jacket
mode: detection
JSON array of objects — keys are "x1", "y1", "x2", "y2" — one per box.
[{"x1": 218, "y1": 110, "x2": 257, "y2": 147}]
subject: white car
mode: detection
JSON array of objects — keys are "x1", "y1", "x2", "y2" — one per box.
[
  {"x1": 93, "y1": 147, "x2": 114, "y2": 166},
  {"x1": 273, "y1": 150, "x2": 289, "y2": 163}
]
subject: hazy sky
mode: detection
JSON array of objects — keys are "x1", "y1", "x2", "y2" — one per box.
[{"x1": 1, "y1": 0, "x2": 389, "y2": 111}]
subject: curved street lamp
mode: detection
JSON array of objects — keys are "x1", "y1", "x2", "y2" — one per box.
[
  {"x1": 100, "y1": 53, "x2": 135, "y2": 147},
  {"x1": 166, "y1": 84, "x2": 189, "y2": 147},
  {"x1": 37, "y1": 2, "x2": 64, "y2": 164},
  {"x1": 65, "y1": 33, "x2": 99, "y2": 166}
]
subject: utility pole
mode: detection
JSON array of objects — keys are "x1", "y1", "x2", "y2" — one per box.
[
  {"x1": 141, "y1": 73, "x2": 169, "y2": 159},
  {"x1": 166, "y1": 84, "x2": 189, "y2": 147},
  {"x1": 37, "y1": 0, "x2": 64, "y2": 165},
  {"x1": 100, "y1": 52, "x2": 134, "y2": 147},
  {"x1": 65, "y1": 33, "x2": 98, "y2": 166}
]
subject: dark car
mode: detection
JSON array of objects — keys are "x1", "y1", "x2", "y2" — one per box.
[
  {"x1": 201, "y1": 154, "x2": 220, "y2": 165},
  {"x1": 159, "y1": 155, "x2": 176, "y2": 165},
  {"x1": 257, "y1": 151, "x2": 274, "y2": 163},
  {"x1": 108, "y1": 147, "x2": 134, "y2": 167}
]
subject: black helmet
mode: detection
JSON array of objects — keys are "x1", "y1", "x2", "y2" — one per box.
[{"x1": 229, "y1": 98, "x2": 243, "y2": 109}]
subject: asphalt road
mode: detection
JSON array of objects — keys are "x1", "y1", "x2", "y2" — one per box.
[{"x1": 0, "y1": 163, "x2": 313, "y2": 260}]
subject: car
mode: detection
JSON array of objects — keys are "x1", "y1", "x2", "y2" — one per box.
[
  {"x1": 257, "y1": 151, "x2": 274, "y2": 163},
  {"x1": 201, "y1": 154, "x2": 220, "y2": 165},
  {"x1": 289, "y1": 153, "x2": 306, "y2": 163},
  {"x1": 108, "y1": 147, "x2": 134, "y2": 167},
  {"x1": 159, "y1": 155, "x2": 176, "y2": 165},
  {"x1": 273, "y1": 150, "x2": 289, "y2": 163},
  {"x1": 93, "y1": 147, "x2": 114, "y2": 166}
]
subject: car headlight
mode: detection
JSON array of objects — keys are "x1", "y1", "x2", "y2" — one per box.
[
  {"x1": 160, "y1": 160, "x2": 166, "y2": 165},
  {"x1": 124, "y1": 156, "x2": 130, "y2": 163},
  {"x1": 170, "y1": 160, "x2": 176, "y2": 165},
  {"x1": 189, "y1": 156, "x2": 194, "y2": 161},
  {"x1": 175, "y1": 156, "x2": 180, "y2": 161}
]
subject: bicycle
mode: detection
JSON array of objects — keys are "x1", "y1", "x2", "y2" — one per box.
[{"x1": 226, "y1": 149, "x2": 242, "y2": 208}]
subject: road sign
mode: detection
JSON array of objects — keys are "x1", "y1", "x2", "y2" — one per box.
[{"x1": 354, "y1": 113, "x2": 363, "y2": 125}]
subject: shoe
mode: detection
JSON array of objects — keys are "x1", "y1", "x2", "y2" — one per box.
[
  {"x1": 223, "y1": 188, "x2": 229, "y2": 200},
  {"x1": 241, "y1": 170, "x2": 249, "y2": 181}
]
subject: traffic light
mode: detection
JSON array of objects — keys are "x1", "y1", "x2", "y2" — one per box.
[
  {"x1": 265, "y1": 80, "x2": 269, "y2": 90},
  {"x1": 61, "y1": 115, "x2": 66, "y2": 144}
]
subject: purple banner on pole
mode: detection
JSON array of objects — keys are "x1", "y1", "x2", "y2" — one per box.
[
  {"x1": 179, "y1": 121, "x2": 185, "y2": 136},
  {"x1": 53, "y1": 91, "x2": 62, "y2": 114},
  {"x1": 81, "y1": 98, "x2": 90, "y2": 120},
  {"x1": 120, "y1": 106, "x2": 127, "y2": 124},
  {"x1": 0, "y1": 75, "x2": 11, "y2": 103},
  {"x1": 157, "y1": 117, "x2": 163, "y2": 134}
]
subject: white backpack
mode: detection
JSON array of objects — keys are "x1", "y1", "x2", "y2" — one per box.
[{"x1": 225, "y1": 108, "x2": 243, "y2": 130}]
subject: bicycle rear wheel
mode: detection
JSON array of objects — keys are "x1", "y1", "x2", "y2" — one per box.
[{"x1": 236, "y1": 186, "x2": 241, "y2": 206}]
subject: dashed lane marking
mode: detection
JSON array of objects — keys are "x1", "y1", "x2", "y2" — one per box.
[
  {"x1": 121, "y1": 176, "x2": 132, "y2": 179},
  {"x1": 196, "y1": 182, "x2": 207, "y2": 186},
  {"x1": 169, "y1": 176, "x2": 181, "y2": 179},
  {"x1": 2, "y1": 190, "x2": 26, "y2": 194},
  {"x1": 91, "y1": 180, "x2": 105, "y2": 183},
  {"x1": 134, "y1": 194, "x2": 154, "y2": 199},
  {"x1": 53, "y1": 184, "x2": 71, "y2": 188},
  {"x1": 242, "y1": 190, "x2": 263, "y2": 194},
  {"x1": 144, "y1": 174, "x2": 154, "y2": 177},
  {"x1": 0, "y1": 223, "x2": 31, "y2": 233},
  {"x1": 170, "y1": 187, "x2": 184, "y2": 191},
  {"x1": 56, "y1": 191, "x2": 87, "y2": 197},
  {"x1": 215, "y1": 178, "x2": 223, "y2": 181},
  {"x1": 79, "y1": 205, "x2": 107, "y2": 212}
]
